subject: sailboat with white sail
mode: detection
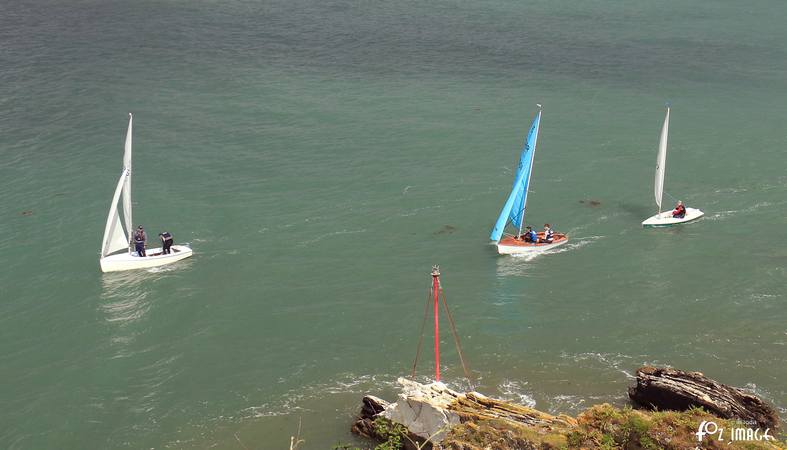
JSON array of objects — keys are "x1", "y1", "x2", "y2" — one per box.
[
  {"x1": 490, "y1": 105, "x2": 568, "y2": 255},
  {"x1": 641, "y1": 106, "x2": 704, "y2": 227},
  {"x1": 99, "y1": 114, "x2": 193, "y2": 272}
]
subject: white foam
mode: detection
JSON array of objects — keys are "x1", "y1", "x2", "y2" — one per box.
[{"x1": 497, "y1": 379, "x2": 536, "y2": 408}]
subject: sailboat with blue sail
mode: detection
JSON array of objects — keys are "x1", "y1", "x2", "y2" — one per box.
[{"x1": 490, "y1": 105, "x2": 568, "y2": 255}]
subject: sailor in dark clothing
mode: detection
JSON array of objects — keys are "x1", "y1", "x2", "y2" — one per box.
[
  {"x1": 133, "y1": 225, "x2": 147, "y2": 257},
  {"x1": 159, "y1": 231, "x2": 174, "y2": 254}
]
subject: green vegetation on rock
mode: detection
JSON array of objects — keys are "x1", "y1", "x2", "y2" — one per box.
[{"x1": 441, "y1": 404, "x2": 784, "y2": 450}]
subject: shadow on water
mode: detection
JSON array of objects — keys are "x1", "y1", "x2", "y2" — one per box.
[{"x1": 616, "y1": 201, "x2": 652, "y2": 220}]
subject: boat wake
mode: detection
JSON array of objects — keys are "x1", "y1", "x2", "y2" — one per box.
[
  {"x1": 547, "y1": 235, "x2": 604, "y2": 255},
  {"x1": 503, "y1": 235, "x2": 604, "y2": 262},
  {"x1": 705, "y1": 201, "x2": 779, "y2": 221}
]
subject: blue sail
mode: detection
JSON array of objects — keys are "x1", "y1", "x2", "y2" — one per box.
[{"x1": 490, "y1": 110, "x2": 541, "y2": 242}]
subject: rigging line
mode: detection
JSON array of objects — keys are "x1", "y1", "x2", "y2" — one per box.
[
  {"x1": 664, "y1": 191, "x2": 680, "y2": 204},
  {"x1": 410, "y1": 282, "x2": 432, "y2": 379},
  {"x1": 438, "y1": 286, "x2": 472, "y2": 382}
]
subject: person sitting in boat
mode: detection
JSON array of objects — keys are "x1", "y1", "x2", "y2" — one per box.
[
  {"x1": 133, "y1": 225, "x2": 147, "y2": 257},
  {"x1": 672, "y1": 201, "x2": 686, "y2": 218},
  {"x1": 159, "y1": 231, "x2": 174, "y2": 255},
  {"x1": 521, "y1": 226, "x2": 538, "y2": 243},
  {"x1": 541, "y1": 224, "x2": 554, "y2": 243}
]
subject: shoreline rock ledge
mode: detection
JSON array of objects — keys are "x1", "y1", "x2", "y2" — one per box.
[
  {"x1": 351, "y1": 370, "x2": 782, "y2": 449},
  {"x1": 628, "y1": 365, "x2": 780, "y2": 429},
  {"x1": 352, "y1": 377, "x2": 577, "y2": 449}
]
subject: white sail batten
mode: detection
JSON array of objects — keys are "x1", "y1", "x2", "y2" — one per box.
[
  {"x1": 122, "y1": 114, "x2": 133, "y2": 242},
  {"x1": 101, "y1": 170, "x2": 130, "y2": 256},
  {"x1": 654, "y1": 107, "x2": 669, "y2": 212}
]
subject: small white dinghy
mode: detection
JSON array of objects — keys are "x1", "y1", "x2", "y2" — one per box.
[
  {"x1": 642, "y1": 208, "x2": 704, "y2": 227},
  {"x1": 642, "y1": 106, "x2": 704, "y2": 227},
  {"x1": 490, "y1": 105, "x2": 568, "y2": 255},
  {"x1": 99, "y1": 114, "x2": 193, "y2": 272}
]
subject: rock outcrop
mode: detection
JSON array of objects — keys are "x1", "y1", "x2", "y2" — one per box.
[
  {"x1": 628, "y1": 366, "x2": 780, "y2": 429},
  {"x1": 352, "y1": 378, "x2": 578, "y2": 448},
  {"x1": 351, "y1": 370, "x2": 783, "y2": 449}
]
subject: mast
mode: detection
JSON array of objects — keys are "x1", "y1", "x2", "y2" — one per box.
[
  {"x1": 410, "y1": 266, "x2": 471, "y2": 384},
  {"x1": 518, "y1": 104, "x2": 542, "y2": 236},
  {"x1": 431, "y1": 265, "x2": 441, "y2": 382},
  {"x1": 123, "y1": 113, "x2": 134, "y2": 251}
]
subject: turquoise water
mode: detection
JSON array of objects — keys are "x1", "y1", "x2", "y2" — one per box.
[{"x1": 1, "y1": 0, "x2": 785, "y2": 448}]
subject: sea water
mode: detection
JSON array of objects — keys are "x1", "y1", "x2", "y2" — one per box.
[{"x1": 1, "y1": 0, "x2": 785, "y2": 448}]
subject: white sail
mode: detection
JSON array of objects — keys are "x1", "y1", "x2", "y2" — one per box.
[
  {"x1": 122, "y1": 113, "x2": 133, "y2": 241},
  {"x1": 100, "y1": 113, "x2": 134, "y2": 257},
  {"x1": 101, "y1": 170, "x2": 130, "y2": 256},
  {"x1": 654, "y1": 107, "x2": 669, "y2": 212}
]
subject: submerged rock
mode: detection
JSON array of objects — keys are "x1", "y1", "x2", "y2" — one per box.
[{"x1": 433, "y1": 225, "x2": 457, "y2": 235}]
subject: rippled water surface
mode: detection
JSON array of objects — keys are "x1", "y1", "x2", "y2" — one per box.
[{"x1": 1, "y1": 0, "x2": 785, "y2": 448}]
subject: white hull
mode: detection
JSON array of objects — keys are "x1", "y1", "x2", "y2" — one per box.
[
  {"x1": 496, "y1": 233, "x2": 568, "y2": 255},
  {"x1": 100, "y1": 245, "x2": 193, "y2": 272},
  {"x1": 642, "y1": 207, "x2": 704, "y2": 227}
]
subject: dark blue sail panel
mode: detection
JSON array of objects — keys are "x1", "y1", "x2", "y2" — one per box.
[{"x1": 489, "y1": 110, "x2": 541, "y2": 242}]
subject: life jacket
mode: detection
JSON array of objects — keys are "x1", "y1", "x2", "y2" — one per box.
[
  {"x1": 160, "y1": 231, "x2": 173, "y2": 241},
  {"x1": 528, "y1": 230, "x2": 538, "y2": 242},
  {"x1": 134, "y1": 231, "x2": 145, "y2": 244},
  {"x1": 545, "y1": 229, "x2": 554, "y2": 240}
]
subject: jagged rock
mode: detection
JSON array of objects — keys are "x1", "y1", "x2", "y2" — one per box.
[
  {"x1": 353, "y1": 375, "x2": 783, "y2": 449},
  {"x1": 353, "y1": 378, "x2": 577, "y2": 446},
  {"x1": 628, "y1": 366, "x2": 780, "y2": 429},
  {"x1": 361, "y1": 395, "x2": 389, "y2": 418},
  {"x1": 351, "y1": 396, "x2": 389, "y2": 438},
  {"x1": 380, "y1": 379, "x2": 462, "y2": 442},
  {"x1": 453, "y1": 392, "x2": 576, "y2": 428}
]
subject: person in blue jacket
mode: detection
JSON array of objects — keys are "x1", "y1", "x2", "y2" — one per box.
[{"x1": 521, "y1": 226, "x2": 538, "y2": 243}]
